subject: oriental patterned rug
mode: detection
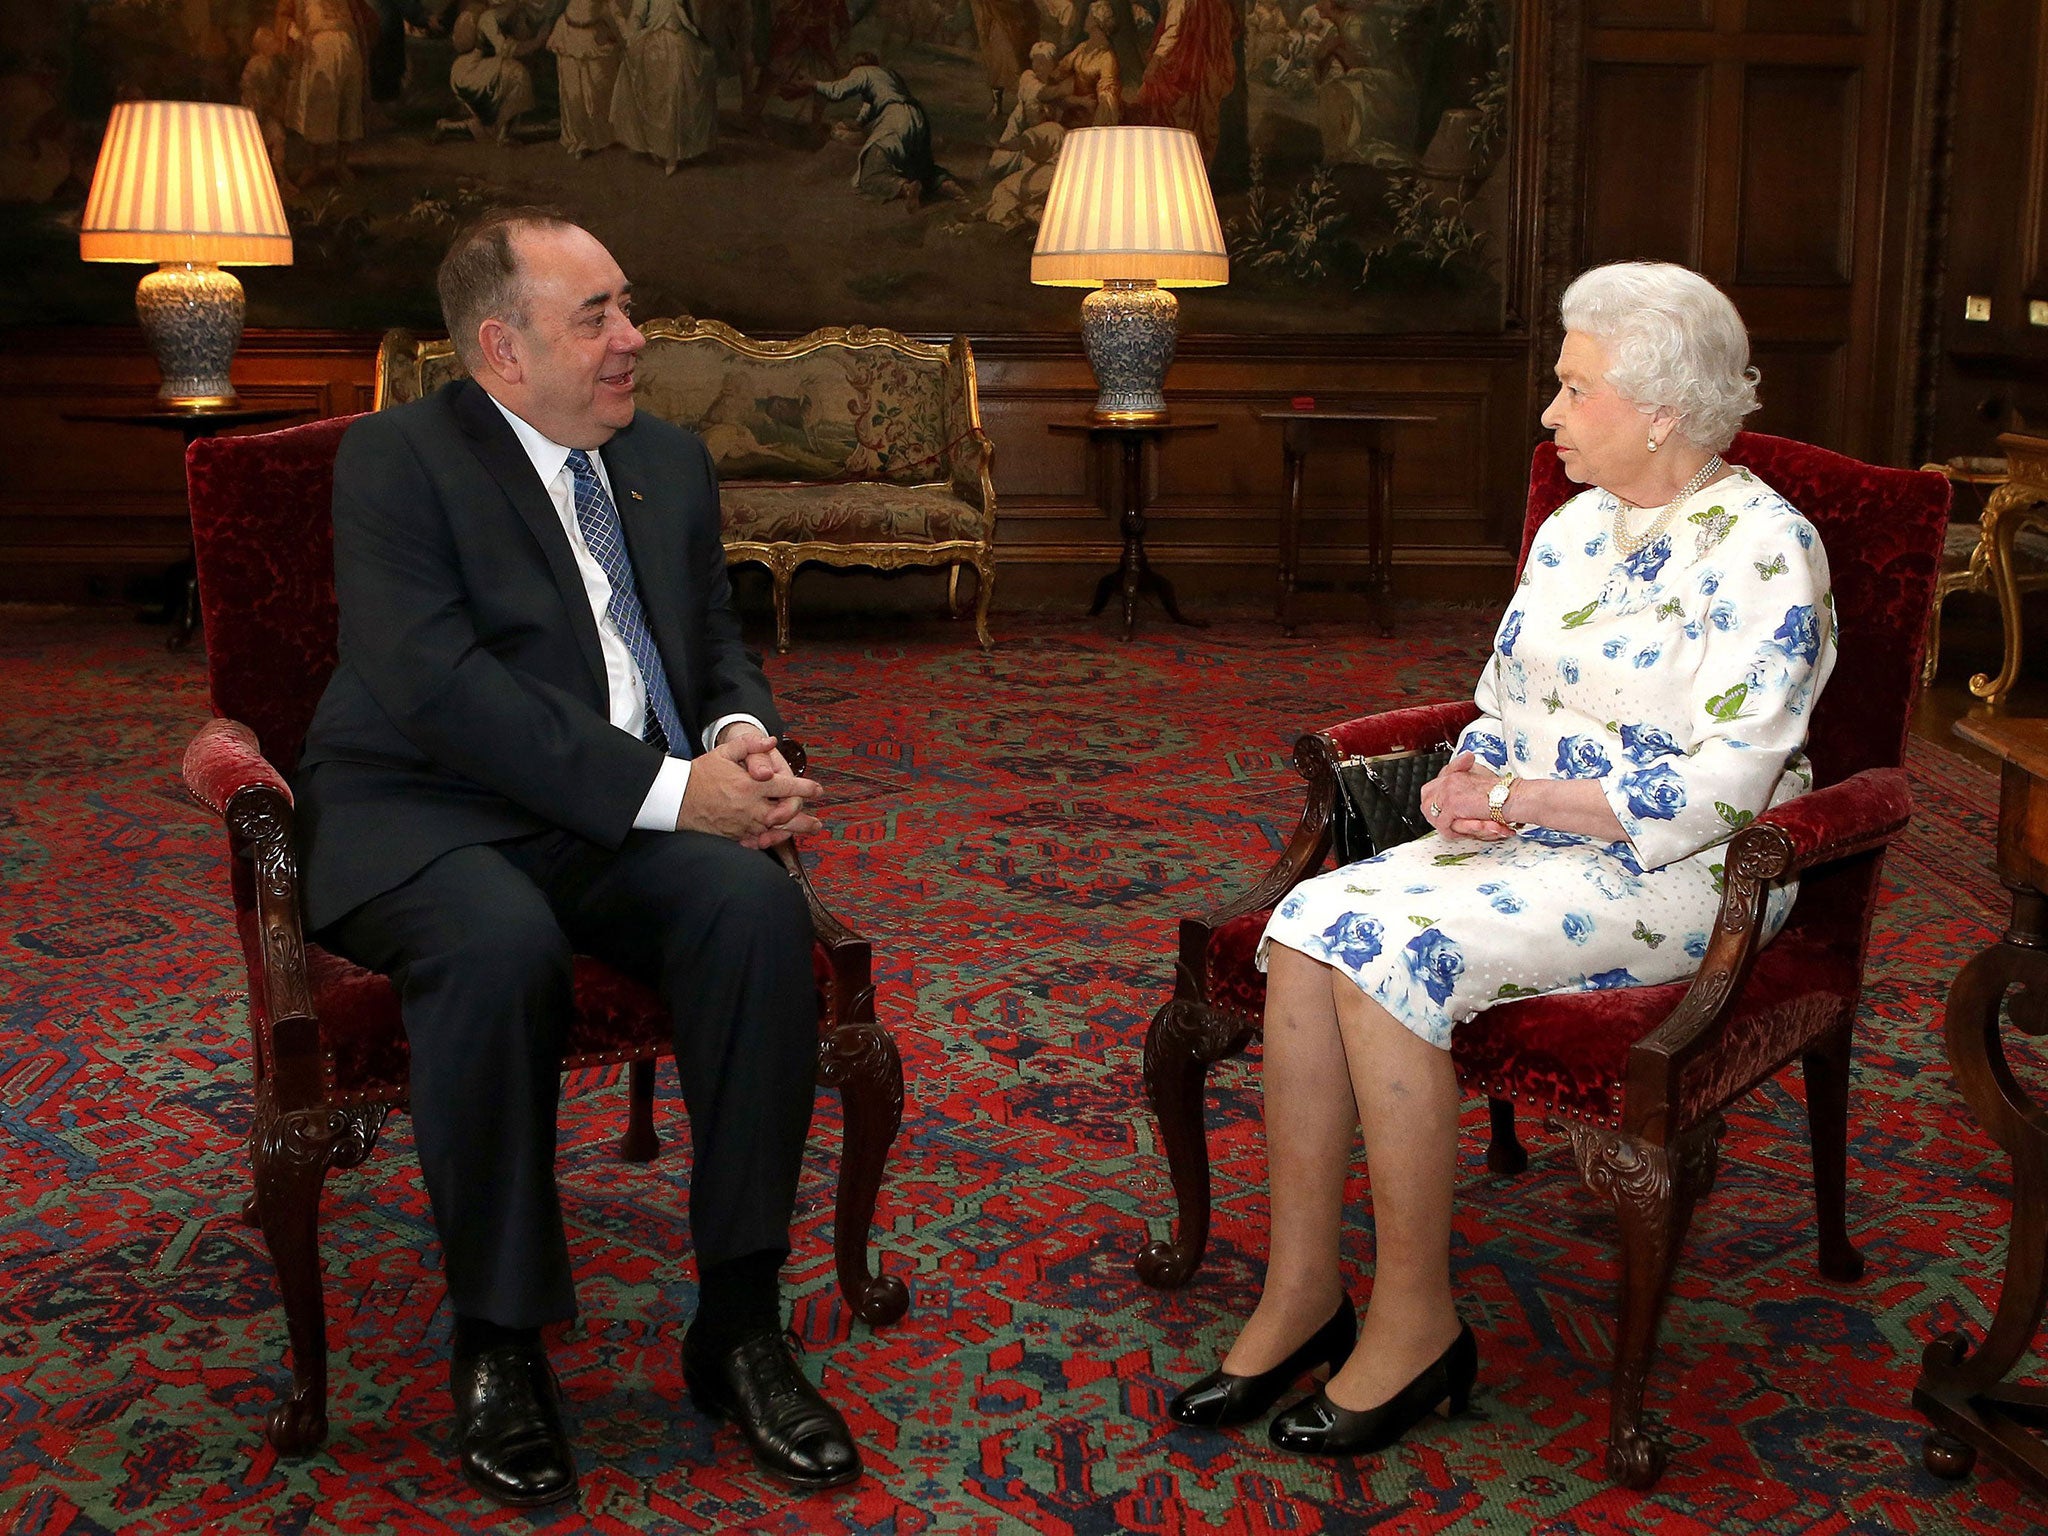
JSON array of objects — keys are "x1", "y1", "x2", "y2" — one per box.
[{"x1": 0, "y1": 606, "x2": 2035, "y2": 1535}]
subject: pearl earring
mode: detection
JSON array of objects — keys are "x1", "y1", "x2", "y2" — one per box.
[{"x1": 1646, "y1": 432, "x2": 1659, "y2": 453}]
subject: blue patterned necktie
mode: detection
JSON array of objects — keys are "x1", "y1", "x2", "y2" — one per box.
[{"x1": 564, "y1": 448, "x2": 688, "y2": 756}]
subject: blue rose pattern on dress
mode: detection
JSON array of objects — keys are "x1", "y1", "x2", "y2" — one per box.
[
  {"x1": 1620, "y1": 722, "x2": 1682, "y2": 762},
  {"x1": 1619, "y1": 761, "x2": 1687, "y2": 820},
  {"x1": 1262, "y1": 471, "x2": 1834, "y2": 1050},
  {"x1": 1555, "y1": 735, "x2": 1612, "y2": 779},
  {"x1": 1319, "y1": 913, "x2": 1384, "y2": 969}
]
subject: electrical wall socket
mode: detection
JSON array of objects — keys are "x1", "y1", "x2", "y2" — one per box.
[
  {"x1": 2031, "y1": 299, "x2": 2048, "y2": 327},
  {"x1": 1964, "y1": 295, "x2": 1992, "y2": 322}
]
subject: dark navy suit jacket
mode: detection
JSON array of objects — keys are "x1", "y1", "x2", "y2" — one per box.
[{"x1": 295, "y1": 378, "x2": 781, "y2": 930}]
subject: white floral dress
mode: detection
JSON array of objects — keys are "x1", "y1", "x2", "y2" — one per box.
[{"x1": 1261, "y1": 468, "x2": 1837, "y2": 1049}]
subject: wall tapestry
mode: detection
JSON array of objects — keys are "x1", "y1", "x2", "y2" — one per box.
[{"x1": 0, "y1": 0, "x2": 1512, "y2": 334}]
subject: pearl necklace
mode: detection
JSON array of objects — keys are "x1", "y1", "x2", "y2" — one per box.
[{"x1": 1611, "y1": 455, "x2": 1725, "y2": 556}]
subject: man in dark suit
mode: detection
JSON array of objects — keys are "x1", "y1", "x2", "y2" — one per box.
[{"x1": 295, "y1": 208, "x2": 860, "y2": 1506}]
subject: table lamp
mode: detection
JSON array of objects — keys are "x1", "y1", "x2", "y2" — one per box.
[
  {"x1": 1030, "y1": 125, "x2": 1227, "y2": 423},
  {"x1": 79, "y1": 101, "x2": 293, "y2": 410}
]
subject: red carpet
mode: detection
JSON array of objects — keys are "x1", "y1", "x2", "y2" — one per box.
[{"x1": 0, "y1": 605, "x2": 2036, "y2": 1533}]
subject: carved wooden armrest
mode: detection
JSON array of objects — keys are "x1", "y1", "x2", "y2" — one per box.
[
  {"x1": 182, "y1": 718, "x2": 323, "y2": 1105},
  {"x1": 1626, "y1": 767, "x2": 1914, "y2": 1119}
]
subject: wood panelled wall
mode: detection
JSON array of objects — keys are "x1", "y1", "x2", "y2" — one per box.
[
  {"x1": 1560, "y1": 0, "x2": 1928, "y2": 460},
  {"x1": 1921, "y1": 0, "x2": 2048, "y2": 459},
  {"x1": 0, "y1": 0, "x2": 1958, "y2": 611}
]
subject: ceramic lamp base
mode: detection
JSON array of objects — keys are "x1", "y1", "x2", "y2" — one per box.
[
  {"x1": 1080, "y1": 280, "x2": 1178, "y2": 423},
  {"x1": 135, "y1": 262, "x2": 244, "y2": 409}
]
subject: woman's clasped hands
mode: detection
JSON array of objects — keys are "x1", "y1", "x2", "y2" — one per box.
[{"x1": 1418, "y1": 751, "x2": 1515, "y2": 842}]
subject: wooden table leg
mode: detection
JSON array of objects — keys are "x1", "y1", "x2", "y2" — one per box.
[
  {"x1": 1913, "y1": 886, "x2": 2048, "y2": 1494},
  {"x1": 1278, "y1": 440, "x2": 1305, "y2": 636},
  {"x1": 1366, "y1": 440, "x2": 1394, "y2": 638}
]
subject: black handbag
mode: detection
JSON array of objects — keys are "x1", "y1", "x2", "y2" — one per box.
[{"x1": 1332, "y1": 743, "x2": 1454, "y2": 865}]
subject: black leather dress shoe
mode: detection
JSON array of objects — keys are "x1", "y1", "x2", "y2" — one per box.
[
  {"x1": 1268, "y1": 1321, "x2": 1478, "y2": 1457},
  {"x1": 1167, "y1": 1294, "x2": 1357, "y2": 1428},
  {"x1": 450, "y1": 1343, "x2": 578, "y2": 1507},
  {"x1": 683, "y1": 1326, "x2": 862, "y2": 1490}
]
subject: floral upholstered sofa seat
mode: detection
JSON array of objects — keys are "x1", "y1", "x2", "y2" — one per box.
[{"x1": 376, "y1": 318, "x2": 997, "y2": 651}]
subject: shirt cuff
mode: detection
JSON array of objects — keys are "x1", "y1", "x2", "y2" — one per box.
[
  {"x1": 704, "y1": 713, "x2": 768, "y2": 753},
  {"x1": 633, "y1": 756, "x2": 691, "y2": 832}
]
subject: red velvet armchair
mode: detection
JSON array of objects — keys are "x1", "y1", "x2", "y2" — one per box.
[
  {"x1": 1137, "y1": 432, "x2": 1951, "y2": 1488},
  {"x1": 179, "y1": 415, "x2": 909, "y2": 1457}
]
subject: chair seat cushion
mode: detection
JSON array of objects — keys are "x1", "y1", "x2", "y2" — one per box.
[
  {"x1": 722, "y1": 482, "x2": 986, "y2": 546},
  {"x1": 236, "y1": 914, "x2": 835, "y2": 1101},
  {"x1": 1203, "y1": 908, "x2": 1859, "y2": 1124}
]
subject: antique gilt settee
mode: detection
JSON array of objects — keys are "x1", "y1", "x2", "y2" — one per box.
[{"x1": 376, "y1": 318, "x2": 997, "y2": 651}]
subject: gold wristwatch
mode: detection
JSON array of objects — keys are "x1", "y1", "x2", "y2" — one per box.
[{"x1": 1487, "y1": 770, "x2": 1525, "y2": 829}]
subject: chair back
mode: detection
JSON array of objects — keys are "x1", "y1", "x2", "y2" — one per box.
[
  {"x1": 1521, "y1": 432, "x2": 1951, "y2": 790},
  {"x1": 185, "y1": 415, "x2": 360, "y2": 774}
]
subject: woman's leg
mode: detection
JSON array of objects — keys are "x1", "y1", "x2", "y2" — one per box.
[
  {"x1": 1219, "y1": 945, "x2": 1359, "y2": 1374},
  {"x1": 1324, "y1": 979, "x2": 1464, "y2": 1409}
]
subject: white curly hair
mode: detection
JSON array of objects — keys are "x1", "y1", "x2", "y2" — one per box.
[{"x1": 1559, "y1": 262, "x2": 1760, "y2": 453}]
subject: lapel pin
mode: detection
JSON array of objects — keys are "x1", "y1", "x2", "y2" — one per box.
[{"x1": 629, "y1": 490, "x2": 644, "y2": 500}]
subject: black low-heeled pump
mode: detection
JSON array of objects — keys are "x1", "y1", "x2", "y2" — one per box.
[
  {"x1": 1167, "y1": 1295, "x2": 1357, "y2": 1429},
  {"x1": 1268, "y1": 1321, "x2": 1477, "y2": 1457}
]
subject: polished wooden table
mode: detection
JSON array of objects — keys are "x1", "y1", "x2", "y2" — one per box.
[
  {"x1": 1967, "y1": 432, "x2": 2048, "y2": 708},
  {"x1": 62, "y1": 404, "x2": 310, "y2": 649},
  {"x1": 1915, "y1": 712, "x2": 2048, "y2": 1495},
  {"x1": 1050, "y1": 417, "x2": 1217, "y2": 638},
  {"x1": 1255, "y1": 408, "x2": 1435, "y2": 636}
]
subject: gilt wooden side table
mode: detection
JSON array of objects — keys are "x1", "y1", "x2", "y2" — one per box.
[
  {"x1": 1966, "y1": 433, "x2": 2048, "y2": 709},
  {"x1": 1915, "y1": 712, "x2": 2048, "y2": 1496}
]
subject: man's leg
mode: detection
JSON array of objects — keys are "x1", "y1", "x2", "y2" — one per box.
[
  {"x1": 320, "y1": 838, "x2": 581, "y2": 1506},
  {"x1": 543, "y1": 829, "x2": 860, "y2": 1488}
]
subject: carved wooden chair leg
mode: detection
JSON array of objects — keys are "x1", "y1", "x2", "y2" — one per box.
[
  {"x1": 252, "y1": 1097, "x2": 387, "y2": 1456},
  {"x1": 772, "y1": 563, "x2": 795, "y2": 654},
  {"x1": 1485, "y1": 1095, "x2": 1527, "y2": 1176},
  {"x1": 1922, "y1": 597, "x2": 1944, "y2": 687},
  {"x1": 973, "y1": 557, "x2": 995, "y2": 650},
  {"x1": 947, "y1": 562, "x2": 964, "y2": 619},
  {"x1": 1569, "y1": 1117, "x2": 1722, "y2": 1490},
  {"x1": 1135, "y1": 999, "x2": 1259, "y2": 1289},
  {"x1": 819, "y1": 1021, "x2": 910, "y2": 1326},
  {"x1": 617, "y1": 1057, "x2": 661, "y2": 1163},
  {"x1": 1800, "y1": 1019, "x2": 1866, "y2": 1282}
]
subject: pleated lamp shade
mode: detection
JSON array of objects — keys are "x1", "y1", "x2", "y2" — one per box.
[
  {"x1": 80, "y1": 101, "x2": 292, "y2": 267},
  {"x1": 1031, "y1": 126, "x2": 1227, "y2": 288}
]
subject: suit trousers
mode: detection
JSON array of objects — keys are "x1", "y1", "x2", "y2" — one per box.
[{"x1": 320, "y1": 825, "x2": 818, "y2": 1328}]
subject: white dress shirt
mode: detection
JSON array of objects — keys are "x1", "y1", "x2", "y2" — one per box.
[{"x1": 489, "y1": 395, "x2": 765, "y2": 830}]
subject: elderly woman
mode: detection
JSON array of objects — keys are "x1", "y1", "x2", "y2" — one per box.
[{"x1": 1168, "y1": 262, "x2": 1837, "y2": 1456}]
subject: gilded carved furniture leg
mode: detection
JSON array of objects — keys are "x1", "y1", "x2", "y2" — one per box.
[
  {"x1": 251, "y1": 1094, "x2": 388, "y2": 1456},
  {"x1": 1969, "y1": 483, "x2": 2036, "y2": 705},
  {"x1": 1922, "y1": 597, "x2": 1944, "y2": 687},
  {"x1": 772, "y1": 561, "x2": 795, "y2": 654},
  {"x1": 947, "y1": 562, "x2": 964, "y2": 618},
  {"x1": 1485, "y1": 1096, "x2": 1527, "y2": 1176},
  {"x1": 1568, "y1": 1117, "x2": 1723, "y2": 1490},
  {"x1": 974, "y1": 557, "x2": 995, "y2": 650},
  {"x1": 817, "y1": 1022, "x2": 910, "y2": 1326},
  {"x1": 618, "y1": 1058, "x2": 660, "y2": 1163},
  {"x1": 1135, "y1": 999, "x2": 1260, "y2": 1289},
  {"x1": 1800, "y1": 1019, "x2": 1866, "y2": 1283}
]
